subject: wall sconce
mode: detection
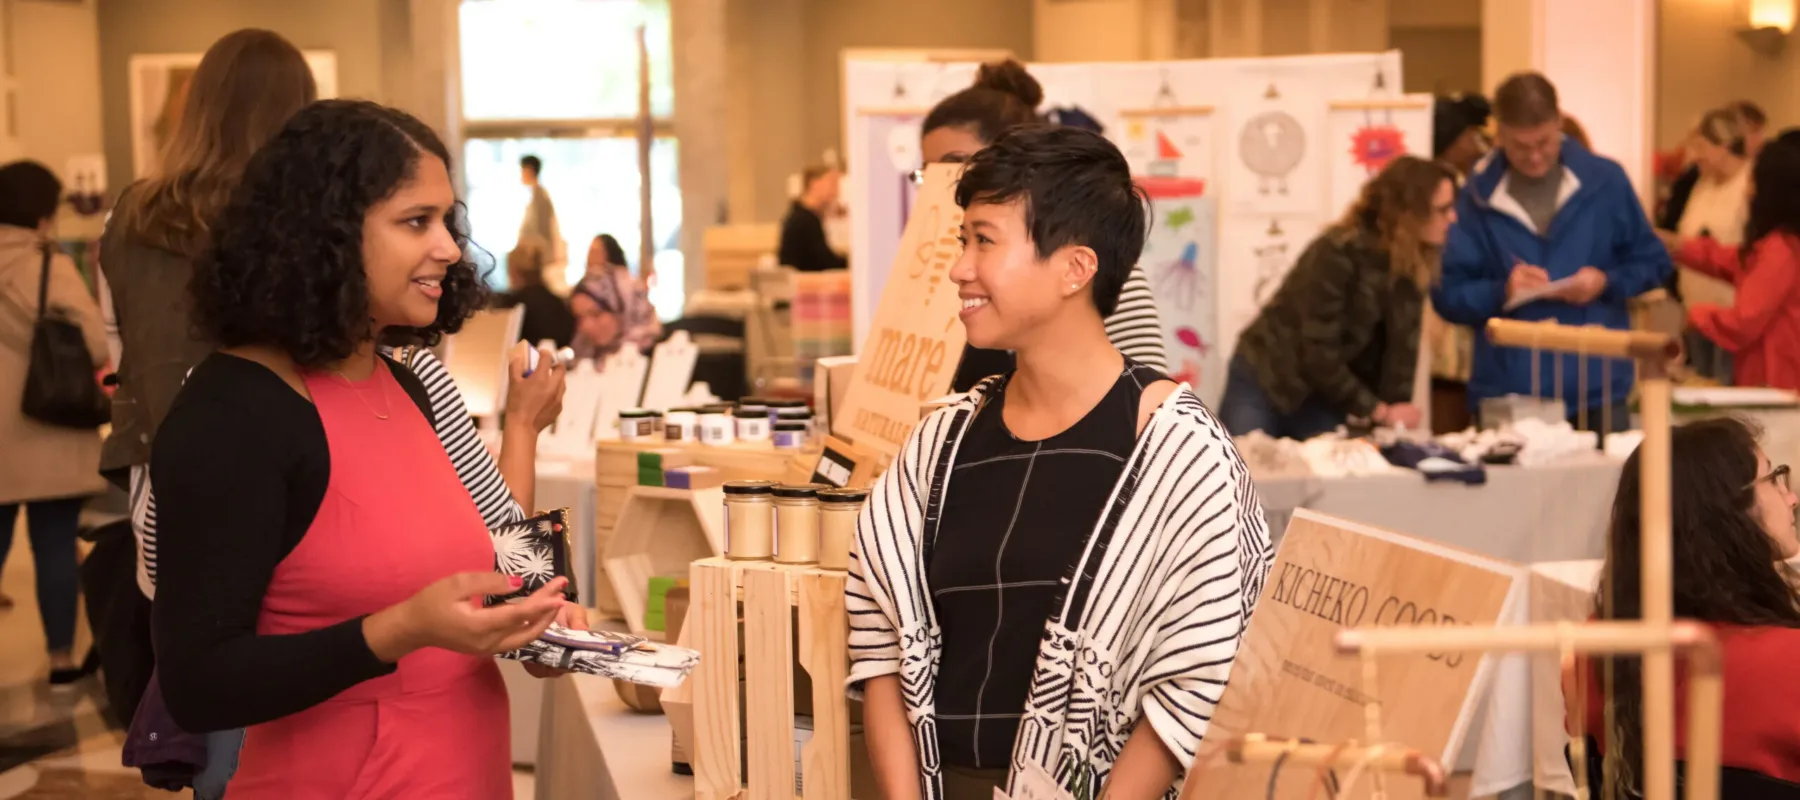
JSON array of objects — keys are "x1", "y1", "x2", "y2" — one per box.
[{"x1": 1740, "y1": 0, "x2": 1796, "y2": 55}]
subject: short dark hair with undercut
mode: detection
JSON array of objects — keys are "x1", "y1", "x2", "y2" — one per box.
[
  {"x1": 520, "y1": 155, "x2": 542, "y2": 176},
  {"x1": 952, "y1": 125, "x2": 1146, "y2": 316},
  {"x1": 1493, "y1": 71, "x2": 1560, "y2": 128}
]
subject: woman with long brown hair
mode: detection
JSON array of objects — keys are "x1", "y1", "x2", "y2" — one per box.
[
  {"x1": 1220, "y1": 155, "x2": 1457, "y2": 438},
  {"x1": 1569, "y1": 417, "x2": 1800, "y2": 790},
  {"x1": 101, "y1": 28, "x2": 317, "y2": 587},
  {"x1": 98, "y1": 29, "x2": 316, "y2": 800}
]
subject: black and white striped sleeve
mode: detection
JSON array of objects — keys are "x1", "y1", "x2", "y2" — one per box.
[
  {"x1": 398, "y1": 348, "x2": 526, "y2": 528},
  {"x1": 1135, "y1": 404, "x2": 1270, "y2": 766},
  {"x1": 1106, "y1": 264, "x2": 1167, "y2": 372},
  {"x1": 844, "y1": 409, "x2": 948, "y2": 694}
]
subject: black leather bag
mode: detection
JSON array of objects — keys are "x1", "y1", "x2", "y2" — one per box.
[{"x1": 22, "y1": 245, "x2": 108, "y2": 428}]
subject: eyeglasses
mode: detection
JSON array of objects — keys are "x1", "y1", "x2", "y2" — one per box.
[
  {"x1": 1746, "y1": 464, "x2": 1791, "y2": 492},
  {"x1": 909, "y1": 153, "x2": 973, "y2": 185}
]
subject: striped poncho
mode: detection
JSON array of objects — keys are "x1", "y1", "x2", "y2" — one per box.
[{"x1": 846, "y1": 382, "x2": 1274, "y2": 799}]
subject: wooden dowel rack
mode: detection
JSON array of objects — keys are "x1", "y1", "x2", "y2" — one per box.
[
  {"x1": 1224, "y1": 736, "x2": 1448, "y2": 797},
  {"x1": 1486, "y1": 318, "x2": 1678, "y2": 361},
  {"x1": 1364, "y1": 318, "x2": 1697, "y2": 800},
  {"x1": 1333, "y1": 620, "x2": 1714, "y2": 656}
]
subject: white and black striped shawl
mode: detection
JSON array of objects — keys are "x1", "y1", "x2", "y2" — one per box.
[{"x1": 846, "y1": 382, "x2": 1273, "y2": 799}]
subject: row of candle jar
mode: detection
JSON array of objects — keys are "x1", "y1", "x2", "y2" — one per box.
[
  {"x1": 619, "y1": 398, "x2": 815, "y2": 449},
  {"x1": 721, "y1": 480, "x2": 866, "y2": 570}
]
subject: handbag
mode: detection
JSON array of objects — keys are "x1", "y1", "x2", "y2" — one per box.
[{"x1": 22, "y1": 245, "x2": 109, "y2": 428}]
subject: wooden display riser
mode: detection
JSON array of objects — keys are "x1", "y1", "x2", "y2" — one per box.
[
  {"x1": 590, "y1": 439, "x2": 817, "y2": 619},
  {"x1": 688, "y1": 557, "x2": 850, "y2": 800}
]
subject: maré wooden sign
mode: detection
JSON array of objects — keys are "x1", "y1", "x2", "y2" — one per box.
[
  {"x1": 1179, "y1": 510, "x2": 1522, "y2": 800},
  {"x1": 833, "y1": 163, "x2": 968, "y2": 459}
]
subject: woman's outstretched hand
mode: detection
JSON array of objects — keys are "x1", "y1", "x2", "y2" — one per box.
[{"x1": 364, "y1": 573, "x2": 568, "y2": 662}]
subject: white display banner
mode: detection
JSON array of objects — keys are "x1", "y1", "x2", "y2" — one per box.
[{"x1": 843, "y1": 51, "x2": 1407, "y2": 402}]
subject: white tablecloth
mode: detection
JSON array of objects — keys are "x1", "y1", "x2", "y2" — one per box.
[
  {"x1": 508, "y1": 457, "x2": 600, "y2": 766},
  {"x1": 1254, "y1": 457, "x2": 1622, "y2": 797}
]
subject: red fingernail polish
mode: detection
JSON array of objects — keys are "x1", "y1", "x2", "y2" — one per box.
[{"x1": 508, "y1": 576, "x2": 524, "y2": 589}]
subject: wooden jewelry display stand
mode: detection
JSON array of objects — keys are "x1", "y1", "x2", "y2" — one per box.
[{"x1": 1328, "y1": 319, "x2": 1723, "y2": 800}]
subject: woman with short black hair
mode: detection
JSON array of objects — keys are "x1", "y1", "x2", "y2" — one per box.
[
  {"x1": 0, "y1": 160, "x2": 108, "y2": 684},
  {"x1": 850, "y1": 126, "x2": 1271, "y2": 800},
  {"x1": 152, "y1": 100, "x2": 576, "y2": 798},
  {"x1": 918, "y1": 59, "x2": 1168, "y2": 390}
]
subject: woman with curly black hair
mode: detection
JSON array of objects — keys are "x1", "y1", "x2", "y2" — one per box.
[{"x1": 151, "y1": 99, "x2": 576, "y2": 798}]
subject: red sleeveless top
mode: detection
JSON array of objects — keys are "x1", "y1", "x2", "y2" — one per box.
[{"x1": 227, "y1": 364, "x2": 511, "y2": 799}]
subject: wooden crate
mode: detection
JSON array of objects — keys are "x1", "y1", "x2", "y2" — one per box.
[
  {"x1": 602, "y1": 487, "x2": 725, "y2": 637},
  {"x1": 690, "y1": 557, "x2": 850, "y2": 800},
  {"x1": 704, "y1": 223, "x2": 781, "y2": 291}
]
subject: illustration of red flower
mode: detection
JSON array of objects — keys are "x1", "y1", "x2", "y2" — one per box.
[{"x1": 1350, "y1": 125, "x2": 1406, "y2": 174}]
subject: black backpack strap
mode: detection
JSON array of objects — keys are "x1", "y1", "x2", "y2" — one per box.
[{"x1": 36, "y1": 244, "x2": 52, "y2": 322}]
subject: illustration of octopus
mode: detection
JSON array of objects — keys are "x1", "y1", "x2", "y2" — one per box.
[
  {"x1": 1156, "y1": 240, "x2": 1201, "y2": 311},
  {"x1": 1239, "y1": 111, "x2": 1307, "y2": 195}
]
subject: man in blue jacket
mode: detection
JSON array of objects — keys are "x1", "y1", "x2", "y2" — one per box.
[{"x1": 1434, "y1": 72, "x2": 1672, "y2": 433}]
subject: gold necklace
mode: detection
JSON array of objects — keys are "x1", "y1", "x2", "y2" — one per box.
[{"x1": 331, "y1": 368, "x2": 391, "y2": 420}]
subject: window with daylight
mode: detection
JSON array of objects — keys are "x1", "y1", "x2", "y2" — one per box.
[{"x1": 458, "y1": 0, "x2": 682, "y2": 319}]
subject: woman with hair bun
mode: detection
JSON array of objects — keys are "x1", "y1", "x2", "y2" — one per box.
[
  {"x1": 151, "y1": 99, "x2": 580, "y2": 798},
  {"x1": 921, "y1": 59, "x2": 1169, "y2": 391}
]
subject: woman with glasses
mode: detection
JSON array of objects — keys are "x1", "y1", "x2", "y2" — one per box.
[
  {"x1": 1566, "y1": 417, "x2": 1800, "y2": 789},
  {"x1": 1219, "y1": 156, "x2": 1457, "y2": 439},
  {"x1": 918, "y1": 59, "x2": 1168, "y2": 391}
]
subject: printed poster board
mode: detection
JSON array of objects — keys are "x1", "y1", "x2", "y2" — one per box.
[
  {"x1": 831, "y1": 164, "x2": 967, "y2": 459},
  {"x1": 1180, "y1": 510, "x2": 1523, "y2": 800}
]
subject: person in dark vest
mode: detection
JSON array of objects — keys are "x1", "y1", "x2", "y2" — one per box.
[{"x1": 777, "y1": 165, "x2": 847, "y2": 272}]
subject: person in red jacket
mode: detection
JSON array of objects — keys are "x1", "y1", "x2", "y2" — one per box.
[
  {"x1": 1566, "y1": 417, "x2": 1800, "y2": 789},
  {"x1": 1664, "y1": 131, "x2": 1800, "y2": 391}
]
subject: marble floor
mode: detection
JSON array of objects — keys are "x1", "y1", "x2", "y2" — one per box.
[{"x1": 0, "y1": 516, "x2": 538, "y2": 799}]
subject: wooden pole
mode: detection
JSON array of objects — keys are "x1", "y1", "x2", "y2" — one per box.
[
  {"x1": 1334, "y1": 620, "x2": 1710, "y2": 655},
  {"x1": 1487, "y1": 318, "x2": 1678, "y2": 362},
  {"x1": 1223, "y1": 736, "x2": 1449, "y2": 797},
  {"x1": 636, "y1": 24, "x2": 656, "y2": 286},
  {"x1": 1639, "y1": 359, "x2": 1675, "y2": 800}
]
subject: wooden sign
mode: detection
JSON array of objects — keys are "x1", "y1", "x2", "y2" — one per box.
[
  {"x1": 833, "y1": 163, "x2": 968, "y2": 459},
  {"x1": 1180, "y1": 510, "x2": 1522, "y2": 800},
  {"x1": 811, "y1": 435, "x2": 878, "y2": 489}
]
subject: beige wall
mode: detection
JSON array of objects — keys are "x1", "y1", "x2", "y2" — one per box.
[
  {"x1": 1389, "y1": 0, "x2": 1480, "y2": 95},
  {"x1": 721, "y1": 0, "x2": 1034, "y2": 224},
  {"x1": 10, "y1": 0, "x2": 107, "y2": 236},
  {"x1": 1035, "y1": 0, "x2": 1145, "y2": 61},
  {"x1": 1657, "y1": 0, "x2": 1796, "y2": 150},
  {"x1": 95, "y1": 0, "x2": 409, "y2": 195}
]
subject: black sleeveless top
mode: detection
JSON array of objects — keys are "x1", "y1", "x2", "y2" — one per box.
[{"x1": 927, "y1": 358, "x2": 1167, "y2": 769}]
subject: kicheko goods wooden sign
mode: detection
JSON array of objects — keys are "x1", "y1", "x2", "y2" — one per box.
[
  {"x1": 1179, "y1": 510, "x2": 1523, "y2": 800},
  {"x1": 832, "y1": 163, "x2": 968, "y2": 459}
]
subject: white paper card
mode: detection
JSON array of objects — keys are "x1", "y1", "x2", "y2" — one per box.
[
  {"x1": 1012, "y1": 761, "x2": 1075, "y2": 800},
  {"x1": 1502, "y1": 276, "x2": 1577, "y2": 311}
]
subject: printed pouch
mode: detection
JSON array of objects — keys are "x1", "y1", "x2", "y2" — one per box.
[{"x1": 486, "y1": 507, "x2": 578, "y2": 605}]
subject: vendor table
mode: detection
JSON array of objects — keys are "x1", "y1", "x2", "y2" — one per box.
[
  {"x1": 535, "y1": 672, "x2": 692, "y2": 800},
  {"x1": 507, "y1": 457, "x2": 600, "y2": 766},
  {"x1": 1255, "y1": 458, "x2": 1619, "y2": 798},
  {"x1": 1252, "y1": 453, "x2": 1623, "y2": 563}
]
